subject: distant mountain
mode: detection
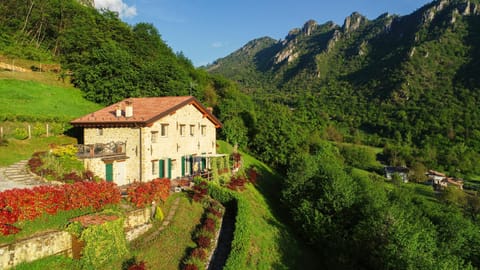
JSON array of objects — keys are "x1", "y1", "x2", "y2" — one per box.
[{"x1": 208, "y1": 0, "x2": 480, "y2": 154}]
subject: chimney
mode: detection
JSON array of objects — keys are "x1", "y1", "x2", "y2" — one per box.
[
  {"x1": 206, "y1": 107, "x2": 213, "y2": 114},
  {"x1": 125, "y1": 99, "x2": 133, "y2": 118},
  {"x1": 115, "y1": 105, "x2": 122, "y2": 117}
]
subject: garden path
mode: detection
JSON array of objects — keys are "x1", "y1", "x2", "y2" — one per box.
[{"x1": 0, "y1": 160, "x2": 45, "y2": 192}]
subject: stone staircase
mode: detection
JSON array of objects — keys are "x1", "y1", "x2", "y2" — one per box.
[{"x1": 0, "y1": 160, "x2": 46, "y2": 191}]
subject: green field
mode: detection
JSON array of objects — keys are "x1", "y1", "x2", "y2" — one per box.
[{"x1": 0, "y1": 79, "x2": 100, "y2": 121}]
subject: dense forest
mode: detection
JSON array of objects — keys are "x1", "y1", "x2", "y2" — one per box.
[
  {"x1": 209, "y1": 0, "x2": 480, "y2": 179},
  {"x1": 2, "y1": 0, "x2": 480, "y2": 269}
]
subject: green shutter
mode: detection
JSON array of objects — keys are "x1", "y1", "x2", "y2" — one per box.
[
  {"x1": 189, "y1": 155, "x2": 193, "y2": 175},
  {"x1": 181, "y1": 156, "x2": 185, "y2": 177},
  {"x1": 167, "y1": 158, "x2": 172, "y2": 179},
  {"x1": 201, "y1": 158, "x2": 206, "y2": 170},
  {"x1": 105, "y1": 163, "x2": 113, "y2": 182},
  {"x1": 159, "y1": 159, "x2": 165, "y2": 178}
]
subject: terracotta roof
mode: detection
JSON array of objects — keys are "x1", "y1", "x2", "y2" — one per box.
[
  {"x1": 427, "y1": 170, "x2": 446, "y2": 177},
  {"x1": 71, "y1": 96, "x2": 222, "y2": 128}
]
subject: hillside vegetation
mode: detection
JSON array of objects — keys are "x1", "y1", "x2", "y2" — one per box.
[
  {"x1": 209, "y1": 0, "x2": 480, "y2": 178},
  {"x1": 0, "y1": 79, "x2": 100, "y2": 122}
]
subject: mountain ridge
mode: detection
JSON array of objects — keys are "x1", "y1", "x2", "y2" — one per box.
[{"x1": 208, "y1": 0, "x2": 480, "y2": 176}]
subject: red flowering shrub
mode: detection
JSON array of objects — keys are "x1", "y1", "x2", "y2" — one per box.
[
  {"x1": 127, "y1": 178, "x2": 170, "y2": 208},
  {"x1": 63, "y1": 172, "x2": 83, "y2": 183},
  {"x1": 0, "y1": 181, "x2": 121, "y2": 235},
  {"x1": 227, "y1": 175, "x2": 247, "y2": 191},
  {"x1": 128, "y1": 261, "x2": 147, "y2": 270},
  {"x1": 191, "y1": 248, "x2": 207, "y2": 260},
  {"x1": 248, "y1": 167, "x2": 258, "y2": 184},
  {"x1": 192, "y1": 181, "x2": 208, "y2": 202},
  {"x1": 183, "y1": 264, "x2": 199, "y2": 270},
  {"x1": 203, "y1": 218, "x2": 216, "y2": 232},
  {"x1": 197, "y1": 235, "x2": 211, "y2": 248},
  {"x1": 207, "y1": 207, "x2": 222, "y2": 218}
]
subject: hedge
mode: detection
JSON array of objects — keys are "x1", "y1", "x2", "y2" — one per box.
[{"x1": 207, "y1": 183, "x2": 251, "y2": 270}]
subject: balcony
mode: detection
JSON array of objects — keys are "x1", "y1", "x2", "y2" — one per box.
[{"x1": 76, "y1": 141, "x2": 126, "y2": 158}]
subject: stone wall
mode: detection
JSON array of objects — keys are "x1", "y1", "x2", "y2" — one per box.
[
  {"x1": 0, "y1": 231, "x2": 72, "y2": 269},
  {"x1": 0, "y1": 207, "x2": 152, "y2": 269}
]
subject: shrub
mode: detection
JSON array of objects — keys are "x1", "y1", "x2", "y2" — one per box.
[
  {"x1": 127, "y1": 178, "x2": 170, "y2": 208},
  {"x1": 203, "y1": 218, "x2": 216, "y2": 232},
  {"x1": 62, "y1": 172, "x2": 83, "y2": 183},
  {"x1": 197, "y1": 235, "x2": 211, "y2": 248},
  {"x1": 192, "y1": 181, "x2": 208, "y2": 202},
  {"x1": 191, "y1": 248, "x2": 207, "y2": 260},
  {"x1": 0, "y1": 181, "x2": 121, "y2": 235},
  {"x1": 154, "y1": 206, "x2": 164, "y2": 221}
]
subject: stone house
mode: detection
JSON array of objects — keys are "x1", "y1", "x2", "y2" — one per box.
[
  {"x1": 384, "y1": 166, "x2": 409, "y2": 183},
  {"x1": 427, "y1": 170, "x2": 464, "y2": 190},
  {"x1": 70, "y1": 96, "x2": 222, "y2": 186}
]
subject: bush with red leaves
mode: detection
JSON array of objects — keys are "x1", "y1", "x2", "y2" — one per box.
[
  {"x1": 63, "y1": 172, "x2": 84, "y2": 183},
  {"x1": 227, "y1": 175, "x2": 247, "y2": 191},
  {"x1": 248, "y1": 167, "x2": 258, "y2": 185},
  {"x1": 197, "y1": 235, "x2": 211, "y2": 248},
  {"x1": 191, "y1": 248, "x2": 207, "y2": 260},
  {"x1": 0, "y1": 181, "x2": 121, "y2": 235},
  {"x1": 183, "y1": 264, "x2": 199, "y2": 270},
  {"x1": 128, "y1": 261, "x2": 147, "y2": 270},
  {"x1": 127, "y1": 178, "x2": 170, "y2": 208},
  {"x1": 203, "y1": 218, "x2": 216, "y2": 233},
  {"x1": 191, "y1": 181, "x2": 208, "y2": 202}
]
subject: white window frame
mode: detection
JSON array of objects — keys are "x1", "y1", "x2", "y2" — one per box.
[
  {"x1": 151, "y1": 131, "x2": 158, "y2": 143},
  {"x1": 161, "y1": 124, "x2": 168, "y2": 137},
  {"x1": 190, "y1": 125, "x2": 195, "y2": 136},
  {"x1": 180, "y1": 124, "x2": 186, "y2": 136}
]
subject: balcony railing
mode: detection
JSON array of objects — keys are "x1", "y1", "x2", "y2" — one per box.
[{"x1": 76, "y1": 141, "x2": 126, "y2": 158}]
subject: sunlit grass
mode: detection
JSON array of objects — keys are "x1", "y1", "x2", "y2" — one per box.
[
  {"x1": 0, "y1": 135, "x2": 76, "y2": 166},
  {"x1": 133, "y1": 192, "x2": 204, "y2": 269}
]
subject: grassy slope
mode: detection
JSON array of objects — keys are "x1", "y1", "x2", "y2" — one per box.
[
  {"x1": 0, "y1": 69, "x2": 101, "y2": 166},
  {"x1": 133, "y1": 193, "x2": 204, "y2": 269},
  {"x1": 0, "y1": 136, "x2": 76, "y2": 166},
  {"x1": 0, "y1": 78, "x2": 101, "y2": 120},
  {"x1": 217, "y1": 141, "x2": 317, "y2": 269}
]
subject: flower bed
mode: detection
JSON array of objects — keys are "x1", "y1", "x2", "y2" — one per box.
[
  {"x1": 0, "y1": 181, "x2": 120, "y2": 235},
  {"x1": 183, "y1": 199, "x2": 224, "y2": 270},
  {"x1": 126, "y1": 178, "x2": 170, "y2": 208}
]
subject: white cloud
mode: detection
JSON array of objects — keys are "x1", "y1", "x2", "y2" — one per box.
[{"x1": 95, "y1": 0, "x2": 137, "y2": 18}]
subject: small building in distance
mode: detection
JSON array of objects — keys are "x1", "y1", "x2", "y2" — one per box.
[
  {"x1": 385, "y1": 166, "x2": 409, "y2": 183},
  {"x1": 427, "y1": 170, "x2": 464, "y2": 190}
]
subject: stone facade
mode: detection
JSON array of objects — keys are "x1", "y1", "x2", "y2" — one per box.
[{"x1": 80, "y1": 101, "x2": 218, "y2": 184}]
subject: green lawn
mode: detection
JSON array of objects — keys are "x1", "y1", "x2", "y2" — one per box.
[
  {"x1": 0, "y1": 79, "x2": 101, "y2": 121},
  {"x1": 0, "y1": 135, "x2": 77, "y2": 166},
  {"x1": 132, "y1": 193, "x2": 204, "y2": 270},
  {"x1": 217, "y1": 140, "x2": 317, "y2": 269}
]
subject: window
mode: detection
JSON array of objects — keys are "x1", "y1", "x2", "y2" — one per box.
[
  {"x1": 151, "y1": 160, "x2": 158, "y2": 175},
  {"x1": 190, "y1": 125, "x2": 195, "y2": 136},
  {"x1": 201, "y1": 125, "x2": 207, "y2": 136},
  {"x1": 180, "y1": 124, "x2": 186, "y2": 136},
  {"x1": 97, "y1": 128, "x2": 103, "y2": 136},
  {"x1": 151, "y1": 131, "x2": 158, "y2": 143},
  {"x1": 161, "y1": 124, "x2": 168, "y2": 137}
]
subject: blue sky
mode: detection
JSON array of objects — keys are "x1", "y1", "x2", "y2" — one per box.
[{"x1": 95, "y1": 0, "x2": 433, "y2": 66}]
